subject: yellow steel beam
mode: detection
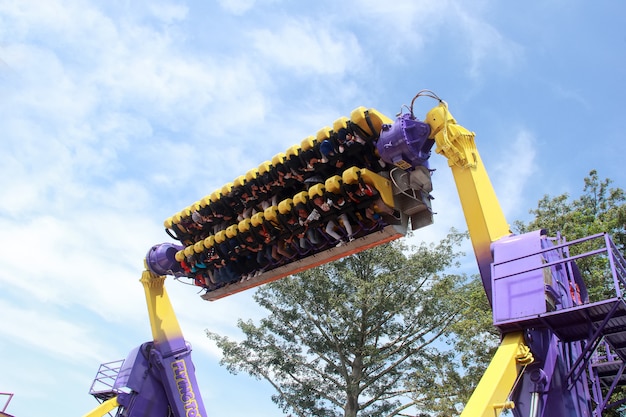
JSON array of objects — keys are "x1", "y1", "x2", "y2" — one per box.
[{"x1": 460, "y1": 332, "x2": 533, "y2": 417}]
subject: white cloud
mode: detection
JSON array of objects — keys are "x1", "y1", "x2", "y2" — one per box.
[
  {"x1": 217, "y1": 0, "x2": 256, "y2": 15},
  {"x1": 491, "y1": 128, "x2": 537, "y2": 220},
  {"x1": 149, "y1": 2, "x2": 189, "y2": 23},
  {"x1": 248, "y1": 19, "x2": 364, "y2": 76},
  {"x1": 456, "y1": 11, "x2": 524, "y2": 80},
  {"x1": 0, "y1": 298, "x2": 113, "y2": 364}
]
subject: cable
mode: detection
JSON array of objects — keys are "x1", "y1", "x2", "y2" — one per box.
[{"x1": 409, "y1": 90, "x2": 443, "y2": 118}]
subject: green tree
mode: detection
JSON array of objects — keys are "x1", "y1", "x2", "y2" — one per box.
[
  {"x1": 515, "y1": 170, "x2": 625, "y2": 245},
  {"x1": 515, "y1": 170, "x2": 626, "y2": 300},
  {"x1": 207, "y1": 231, "x2": 471, "y2": 417}
]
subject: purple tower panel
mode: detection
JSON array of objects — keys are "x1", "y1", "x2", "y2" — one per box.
[
  {"x1": 114, "y1": 343, "x2": 172, "y2": 417},
  {"x1": 492, "y1": 230, "x2": 550, "y2": 324},
  {"x1": 114, "y1": 345, "x2": 146, "y2": 392}
]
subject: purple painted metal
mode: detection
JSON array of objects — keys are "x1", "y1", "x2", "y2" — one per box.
[
  {"x1": 490, "y1": 230, "x2": 592, "y2": 416},
  {"x1": 376, "y1": 113, "x2": 433, "y2": 171},
  {"x1": 112, "y1": 342, "x2": 205, "y2": 417},
  {"x1": 0, "y1": 393, "x2": 14, "y2": 416},
  {"x1": 87, "y1": 245, "x2": 207, "y2": 417},
  {"x1": 146, "y1": 243, "x2": 185, "y2": 277},
  {"x1": 489, "y1": 230, "x2": 626, "y2": 416},
  {"x1": 114, "y1": 344, "x2": 172, "y2": 417},
  {"x1": 89, "y1": 338, "x2": 206, "y2": 417}
]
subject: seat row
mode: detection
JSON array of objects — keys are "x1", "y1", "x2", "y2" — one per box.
[
  {"x1": 174, "y1": 167, "x2": 400, "y2": 290},
  {"x1": 164, "y1": 107, "x2": 394, "y2": 247}
]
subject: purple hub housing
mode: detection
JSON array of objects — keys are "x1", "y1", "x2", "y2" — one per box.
[{"x1": 376, "y1": 113, "x2": 433, "y2": 171}]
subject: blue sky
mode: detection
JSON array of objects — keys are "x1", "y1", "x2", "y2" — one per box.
[{"x1": 1, "y1": 1, "x2": 625, "y2": 416}]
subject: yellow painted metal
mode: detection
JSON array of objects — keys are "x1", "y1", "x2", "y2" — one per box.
[
  {"x1": 245, "y1": 168, "x2": 257, "y2": 182},
  {"x1": 200, "y1": 195, "x2": 212, "y2": 207},
  {"x1": 342, "y1": 167, "x2": 395, "y2": 208},
  {"x1": 426, "y1": 103, "x2": 511, "y2": 293},
  {"x1": 350, "y1": 107, "x2": 393, "y2": 138},
  {"x1": 139, "y1": 265, "x2": 185, "y2": 348},
  {"x1": 81, "y1": 396, "x2": 120, "y2": 417},
  {"x1": 164, "y1": 216, "x2": 173, "y2": 228},
  {"x1": 215, "y1": 230, "x2": 227, "y2": 243},
  {"x1": 460, "y1": 332, "x2": 533, "y2": 417}
]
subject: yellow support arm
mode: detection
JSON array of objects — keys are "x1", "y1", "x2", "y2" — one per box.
[
  {"x1": 426, "y1": 103, "x2": 511, "y2": 305},
  {"x1": 140, "y1": 263, "x2": 186, "y2": 355},
  {"x1": 460, "y1": 332, "x2": 533, "y2": 417},
  {"x1": 81, "y1": 396, "x2": 120, "y2": 417}
]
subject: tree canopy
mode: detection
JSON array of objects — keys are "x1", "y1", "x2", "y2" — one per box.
[
  {"x1": 207, "y1": 231, "x2": 472, "y2": 417},
  {"x1": 515, "y1": 170, "x2": 626, "y2": 300}
]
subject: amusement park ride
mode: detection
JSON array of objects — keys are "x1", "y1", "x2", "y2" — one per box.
[{"x1": 65, "y1": 90, "x2": 626, "y2": 417}]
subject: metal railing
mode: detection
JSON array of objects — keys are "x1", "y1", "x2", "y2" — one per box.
[{"x1": 88, "y1": 359, "x2": 125, "y2": 401}]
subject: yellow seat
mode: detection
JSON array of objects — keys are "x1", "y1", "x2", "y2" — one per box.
[
  {"x1": 272, "y1": 152, "x2": 286, "y2": 166},
  {"x1": 215, "y1": 230, "x2": 227, "y2": 244},
  {"x1": 264, "y1": 206, "x2": 279, "y2": 223},
  {"x1": 278, "y1": 198, "x2": 294, "y2": 215},
  {"x1": 286, "y1": 144, "x2": 300, "y2": 159},
  {"x1": 301, "y1": 135, "x2": 316, "y2": 151},
  {"x1": 332, "y1": 116, "x2": 349, "y2": 132},
  {"x1": 325, "y1": 175, "x2": 342, "y2": 194},
  {"x1": 194, "y1": 241, "x2": 205, "y2": 253},
  {"x1": 293, "y1": 191, "x2": 309, "y2": 206},
  {"x1": 233, "y1": 175, "x2": 246, "y2": 188},
  {"x1": 350, "y1": 107, "x2": 393, "y2": 138},
  {"x1": 316, "y1": 126, "x2": 332, "y2": 143},
  {"x1": 204, "y1": 235, "x2": 215, "y2": 248},
  {"x1": 251, "y1": 211, "x2": 265, "y2": 227},
  {"x1": 184, "y1": 246, "x2": 195, "y2": 257},
  {"x1": 308, "y1": 183, "x2": 325, "y2": 199},
  {"x1": 238, "y1": 218, "x2": 252, "y2": 233},
  {"x1": 221, "y1": 182, "x2": 233, "y2": 196},
  {"x1": 226, "y1": 224, "x2": 238, "y2": 238}
]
